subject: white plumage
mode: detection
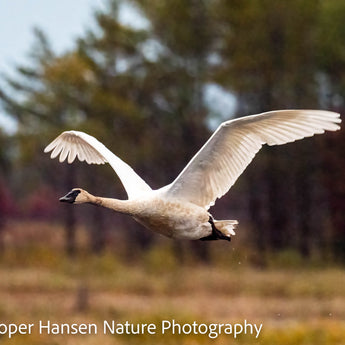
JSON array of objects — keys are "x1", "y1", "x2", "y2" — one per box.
[{"x1": 44, "y1": 109, "x2": 341, "y2": 241}]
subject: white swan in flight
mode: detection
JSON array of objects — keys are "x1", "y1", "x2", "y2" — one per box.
[{"x1": 45, "y1": 110, "x2": 341, "y2": 241}]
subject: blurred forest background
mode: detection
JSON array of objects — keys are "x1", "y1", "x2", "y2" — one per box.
[
  {"x1": 0, "y1": 1, "x2": 345, "y2": 344},
  {"x1": 0, "y1": 0, "x2": 344, "y2": 264}
]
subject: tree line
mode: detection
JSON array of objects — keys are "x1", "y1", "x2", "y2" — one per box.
[{"x1": 0, "y1": 0, "x2": 344, "y2": 263}]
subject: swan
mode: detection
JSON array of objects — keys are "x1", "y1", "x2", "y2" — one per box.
[{"x1": 44, "y1": 109, "x2": 341, "y2": 241}]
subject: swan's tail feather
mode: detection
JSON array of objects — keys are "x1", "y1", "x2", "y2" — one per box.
[
  {"x1": 200, "y1": 218, "x2": 238, "y2": 241},
  {"x1": 214, "y1": 220, "x2": 238, "y2": 237}
]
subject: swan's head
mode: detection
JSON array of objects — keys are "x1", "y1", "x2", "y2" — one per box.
[{"x1": 59, "y1": 188, "x2": 91, "y2": 204}]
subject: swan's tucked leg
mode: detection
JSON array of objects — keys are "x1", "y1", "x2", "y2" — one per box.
[{"x1": 200, "y1": 217, "x2": 237, "y2": 241}]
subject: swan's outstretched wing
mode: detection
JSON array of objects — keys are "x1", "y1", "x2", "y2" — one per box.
[
  {"x1": 44, "y1": 130, "x2": 152, "y2": 199},
  {"x1": 166, "y1": 110, "x2": 341, "y2": 209}
]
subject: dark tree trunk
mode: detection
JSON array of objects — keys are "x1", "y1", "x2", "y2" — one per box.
[
  {"x1": 87, "y1": 172, "x2": 107, "y2": 255},
  {"x1": 318, "y1": 119, "x2": 345, "y2": 262},
  {"x1": 296, "y1": 170, "x2": 312, "y2": 258},
  {"x1": 0, "y1": 218, "x2": 4, "y2": 256},
  {"x1": 247, "y1": 169, "x2": 269, "y2": 253},
  {"x1": 64, "y1": 165, "x2": 77, "y2": 256},
  {"x1": 90, "y1": 206, "x2": 106, "y2": 254},
  {"x1": 266, "y1": 155, "x2": 289, "y2": 251},
  {"x1": 329, "y1": 199, "x2": 345, "y2": 262}
]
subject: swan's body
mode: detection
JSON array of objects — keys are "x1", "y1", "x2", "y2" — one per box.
[
  {"x1": 67, "y1": 189, "x2": 216, "y2": 239},
  {"x1": 45, "y1": 110, "x2": 341, "y2": 241}
]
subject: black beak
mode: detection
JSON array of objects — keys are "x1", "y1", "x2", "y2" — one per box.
[{"x1": 59, "y1": 190, "x2": 80, "y2": 203}]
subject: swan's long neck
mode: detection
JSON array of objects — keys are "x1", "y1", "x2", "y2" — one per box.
[
  {"x1": 88, "y1": 195, "x2": 139, "y2": 215},
  {"x1": 60, "y1": 189, "x2": 142, "y2": 215}
]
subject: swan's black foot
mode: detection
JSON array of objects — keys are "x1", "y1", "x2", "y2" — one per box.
[{"x1": 199, "y1": 217, "x2": 231, "y2": 241}]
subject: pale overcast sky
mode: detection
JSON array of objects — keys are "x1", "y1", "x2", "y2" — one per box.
[
  {"x1": 0, "y1": 0, "x2": 107, "y2": 70},
  {"x1": 0, "y1": 0, "x2": 110, "y2": 132},
  {"x1": 0, "y1": 0, "x2": 235, "y2": 133}
]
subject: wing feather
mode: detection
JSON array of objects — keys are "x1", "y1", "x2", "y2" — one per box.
[
  {"x1": 166, "y1": 109, "x2": 341, "y2": 209},
  {"x1": 44, "y1": 130, "x2": 152, "y2": 199}
]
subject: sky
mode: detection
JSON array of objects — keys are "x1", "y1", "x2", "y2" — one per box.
[
  {"x1": 0, "y1": 0, "x2": 102, "y2": 132},
  {"x1": 0, "y1": 0, "x2": 148, "y2": 74},
  {"x1": 0, "y1": 0, "x2": 235, "y2": 133},
  {"x1": 0, "y1": 0, "x2": 130, "y2": 132},
  {"x1": 0, "y1": 0, "x2": 100, "y2": 67}
]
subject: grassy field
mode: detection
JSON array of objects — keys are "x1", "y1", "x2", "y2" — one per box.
[{"x1": 0, "y1": 221, "x2": 345, "y2": 344}]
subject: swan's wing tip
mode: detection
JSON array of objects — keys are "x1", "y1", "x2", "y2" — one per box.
[
  {"x1": 44, "y1": 130, "x2": 108, "y2": 164},
  {"x1": 44, "y1": 137, "x2": 60, "y2": 153},
  {"x1": 43, "y1": 146, "x2": 52, "y2": 153}
]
